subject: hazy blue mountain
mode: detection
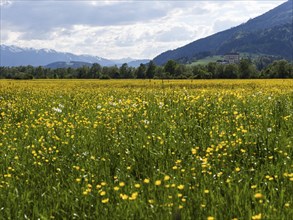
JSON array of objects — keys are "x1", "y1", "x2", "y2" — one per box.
[
  {"x1": 44, "y1": 59, "x2": 150, "y2": 69},
  {"x1": 0, "y1": 45, "x2": 115, "y2": 67},
  {"x1": 113, "y1": 58, "x2": 150, "y2": 68},
  {"x1": 0, "y1": 45, "x2": 150, "y2": 68},
  {"x1": 153, "y1": 0, "x2": 293, "y2": 65},
  {"x1": 44, "y1": 61, "x2": 92, "y2": 69}
]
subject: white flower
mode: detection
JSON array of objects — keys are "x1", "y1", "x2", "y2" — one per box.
[
  {"x1": 97, "y1": 105, "x2": 102, "y2": 109},
  {"x1": 52, "y1": 107, "x2": 62, "y2": 113},
  {"x1": 267, "y1": 127, "x2": 272, "y2": 132}
]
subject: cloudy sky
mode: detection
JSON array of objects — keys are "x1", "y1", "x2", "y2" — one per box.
[{"x1": 0, "y1": 0, "x2": 287, "y2": 59}]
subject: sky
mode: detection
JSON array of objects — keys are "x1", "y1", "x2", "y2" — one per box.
[{"x1": 0, "y1": 0, "x2": 288, "y2": 59}]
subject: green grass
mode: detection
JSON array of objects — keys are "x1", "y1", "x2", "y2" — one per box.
[
  {"x1": 189, "y1": 55, "x2": 222, "y2": 65},
  {"x1": 0, "y1": 79, "x2": 292, "y2": 219}
]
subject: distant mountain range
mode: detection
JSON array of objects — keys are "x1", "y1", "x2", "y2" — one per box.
[
  {"x1": 153, "y1": 0, "x2": 293, "y2": 65},
  {"x1": 0, "y1": 45, "x2": 149, "y2": 68}
]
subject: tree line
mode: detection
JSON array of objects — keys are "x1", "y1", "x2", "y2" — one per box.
[{"x1": 0, "y1": 59, "x2": 292, "y2": 80}]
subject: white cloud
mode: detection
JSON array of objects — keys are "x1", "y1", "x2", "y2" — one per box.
[{"x1": 0, "y1": 0, "x2": 287, "y2": 59}]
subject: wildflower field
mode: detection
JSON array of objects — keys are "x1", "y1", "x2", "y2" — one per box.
[{"x1": 0, "y1": 79, "x2": 292, "y2": 220}]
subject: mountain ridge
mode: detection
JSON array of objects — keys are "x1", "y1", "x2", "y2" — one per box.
[
  {"x1": 0, "y1": 45, "x2": 150, "y2": 67},
  {"x1": 153, "y1": 0, "x2": 293, "y2": 65}
]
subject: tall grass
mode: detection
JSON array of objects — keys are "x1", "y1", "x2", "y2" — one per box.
[{"x1": 0, "y1": 79, "x2": 292, "y2": 219}]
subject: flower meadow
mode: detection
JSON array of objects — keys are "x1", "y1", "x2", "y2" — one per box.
[{"x1": 0, "y1": 79, "x2": 292, "y2": 220}]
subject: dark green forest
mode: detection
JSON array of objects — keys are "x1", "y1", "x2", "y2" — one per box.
[{"x1": 0, "y1": 58, "x2": 292, "y2": 80}]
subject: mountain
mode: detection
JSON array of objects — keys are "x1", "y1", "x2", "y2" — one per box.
[
  {"x1": 44, "y1": 61, "x2": 92, "y2": 69},
  {"x1": 44, "y1": 59, "x2": 150, "y2": 69},
  {"x1": 153, "y1": 0, "x2": 293, "y2": 65},
  {"x1": 112, "y1": 58, "x2": 151, "y2": 68},
  {"x1": 0, "y1": 45, "x2": 115, "y2": 67},
  {"x1": 0, "y1": 45, "x2": 150, "y2": 67}
]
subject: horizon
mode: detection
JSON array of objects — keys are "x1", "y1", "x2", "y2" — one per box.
[{"x1": 0, "y1": 0, "x2": 288, "y2": 60}]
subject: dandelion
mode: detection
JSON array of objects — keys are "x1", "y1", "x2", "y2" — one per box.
[
  {"x1": 207, "y1": 216, "x2": 215, "y2": 220},
  {"x1": 143, "y1": 178, "x2": 150, "y2": 184},
  {"x1": 204, "y1": 189, "x2": 209, "y2": 194}
]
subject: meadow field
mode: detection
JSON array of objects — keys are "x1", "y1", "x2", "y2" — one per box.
[{"x1": 0, "y1": 79, "x2": 292, "y2": 220}]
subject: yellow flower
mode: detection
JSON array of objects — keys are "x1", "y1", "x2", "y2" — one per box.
[
  {"x1": 251, "y1": 213, "x2": 262, "y2": 220},
  {"x1": 101, "y1": 198, "x2": 109, "y2": 204},
  {"x1": 143, "y1": 178, "x2": 150, "y2": 184},
  {"x1": 155, "y1": 180, "x2": 161, "y2": 186},
  {"x1": 99, "y1": 191, "x2": 106, "y2": 196},
  {"x1": 119, "y1": 182, "x2": 125, "y2": 187},
  {"x1": 207, "y1": 216, "x2": 215, "y2": 220},
  {"x1": 148, "y1": 199, "x2": 154, "y2": 204},
  {"x1": 254, "y1": 193, "x2": 263, "y2": 199},
  {"x1": 129, "y1": 192, "x2": 138, "y2": 200},
  {"x1": 204, "y1": 189, "x2": 209, "y2": 194},
  {"x1": 134, "y1": 183, "x2": 141, "y2": 188},
  {"x1": 177, "y1": 184, "x2": 184, "y2": 190},
  {"x1": 251, "y1": 185, "x2": 257, "y2": 189},
  {"x1": 113, "y1": 186, "x2": 120, "y2": 191},
  {"x1": 235, "y1": 167, "x2": 241, "y2": 172},
  {"x1": 164, "y1": 175, "x2": 170, "y2": 181},
  {"x1": 172, "y1": 166, "x2": 178, "y2": 170},
  {"x1": 120, "y1": 194, "x2": 128, "y2": 200}
]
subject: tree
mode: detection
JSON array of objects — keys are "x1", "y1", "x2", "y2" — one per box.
[
  {"x1": 146, "y1": 61, "x2": 156, "y2": 79},
  {"x1": 238, "y1": 59, "x2": 257, "y2": 78},
  {"x1": 223, "y1": 64, "x2": 238, "y2": 78},
  {"x1": 90, "y1": 63, "x2": 102, "y2": 78},
  {"x1": 164, "y1": 60, "x2": 178, "y2": 77},
  {"x1": 119, "y1": 63, "x2": 133, "y2": 78},
  {"x1": 261, "y1": 60, "x2": 293, "y2": 78},
  {"x1": 136, "y1": 64, "x2": 146, "y2": 79}
]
